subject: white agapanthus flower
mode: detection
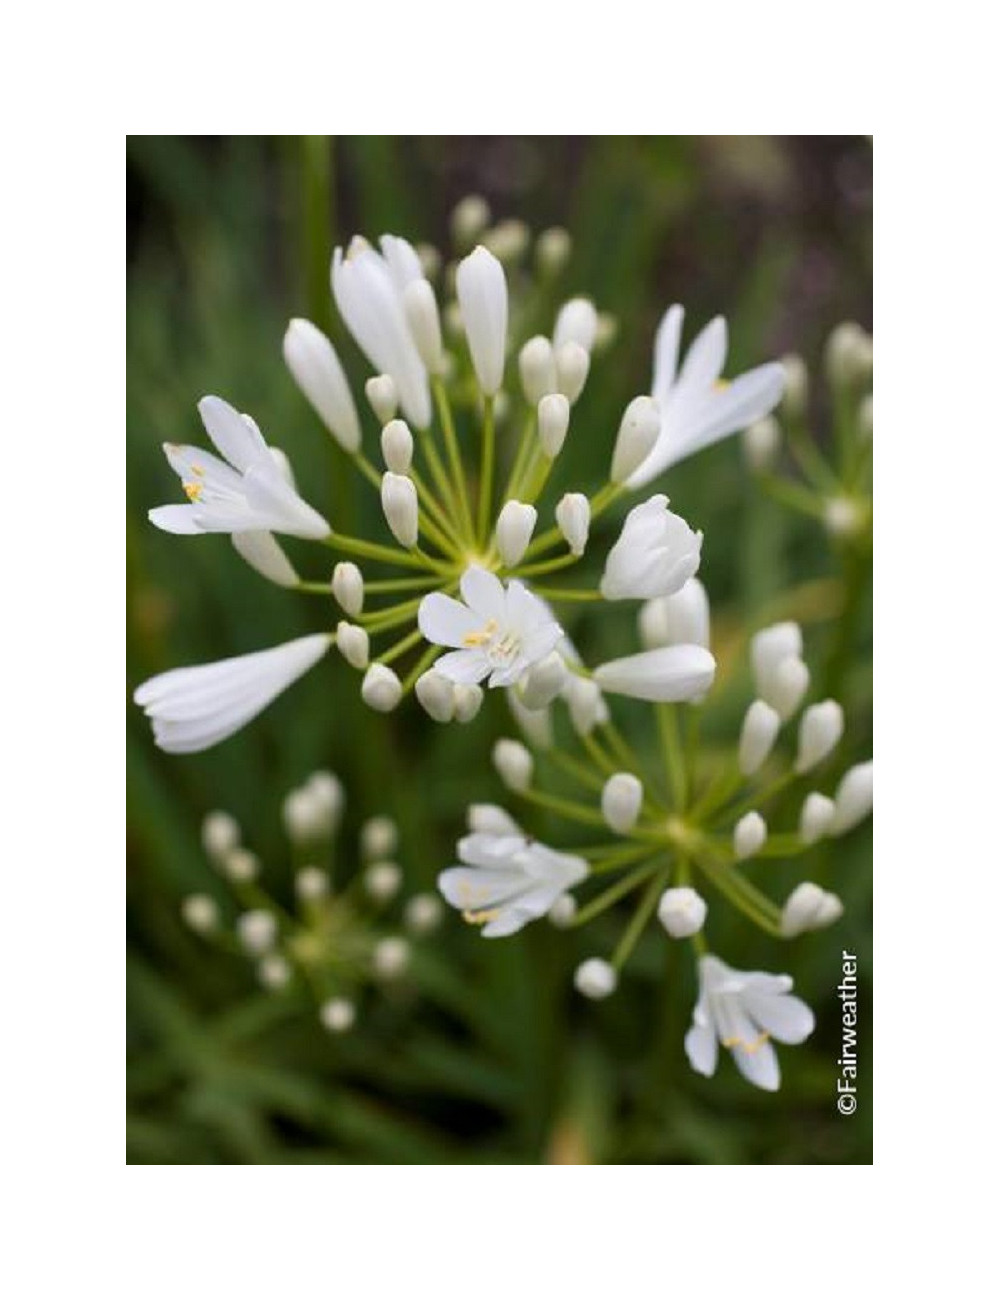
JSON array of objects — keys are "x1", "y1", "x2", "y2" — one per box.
[
  {"x1": 685, "y1": 954, "x2": 815, "y2": 1091},
  {"x1": 593, "y1": 644, "x2": 716, "y2": 703},
  {"x1": 149, "y1": 396, "x2": 329, "y2": 539},
  {"x1": 418, "y1": 566, "x2": 563, "y2": 688},
  {"x1": 600, "y1": 495, "x2": 703, "y2": 600},
  {"x1": 134, "y1": 633, "x2": 330, "y2": 754},
  {"x1": 438, "y1": 829, "x2": 587, "y2": 938},
  {"x1": 627, "y1": 306, "x2": 785, "y2": 488}
]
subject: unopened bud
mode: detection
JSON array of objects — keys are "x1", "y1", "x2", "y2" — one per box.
[
  {"x1": 574, "y1": 958, "x2": 617, "y2": 1000},
  {"x1": 780, "y1": 353, "x2": 809, "y2": 421},
  {"x1": 495, "y1": 500, "x2": 537, "y2": 566},
  {"x1": 221, "y1": 848, "x2": 258, "y2": 883},
  {"x1": 738, "y1": 700, "x2": 782, "y2": 776},
  {"x1": 365, "y1": 374, "x2": 399, "y2": 425},
  {"x1": 307, "y1": 771, "x2": 344, "y2": 831},
  {"x1": 320, "y1": 997, "x2": 355, "y2": 1034},
  {"x1": 764, "y1": 656, "x2": 810, "y2": 721},
  {"x1": 781, "y1": 882, "x2": 844, "y2": 938},
  {"x1": 451, "y1": 195, "x2": 491, "y2": 248},
  {"x1": 611, "y1": 396, "x2": 660, "y2": 483},
  {"x1": 751, "y1": 622, "x2": 803, "y2": 684},
  {"x1": 553, "y1": 297, "x2": 598, "y2": 353},
  {"x1": 380, "y1": 472, "x2": 419, "y2": 548},
  {"x1": 519, "y1": 336, "x2": 557, "y2": 405},
  {"x1": 373, "y1": 936, "x2": 410, "y2": 979},
  {"x1": 825, "y1": 322, "x2": 873, "y2": 389},
  {"x1": 365, "y1": 861, "x2": 402, "y2": 901},
  {"x1": 332, "y1": 561, "x2": 364, "y2": 616},
  {"x1": 405, "y1": 892, "x2": 444, "y2": 935},
  {"x1": 823, "y1": 496, "x2": 864, "y2": 539},
  {"x1": 295, "y1": 866, "x2": 329, "y2": 902},
  {"x1": 236, "y1": 909, "x2": 277, "y2": 955},
  {"x1": 232, "y1": 531, "x2": 299, "y2": 588},
  {"x1": 336, "y1": 621, "x2": 370, "y2": 670},
  {"x1": 507, "y1": 687, "x2": 553, "y2": 748},
  {"x1": 638, "y1": 579, "x2": 710, "y2": 651},
  {"x1": 831, "y1": 762, "x2": 873, "y2": 835},
  {"x1": 734, "y1": 811, "x2": 767, "y2": 860},
  {"x1": 403, "y1": 278, "x2": 444, "y2": 373},
  {"x1": 555, "y1": 341, "x2": 590, "y2": 404},
  {"x1": 535, "y1": 226, "x2": 571, "y2": 276},
  {"x1": 538, "y1": 392, "x2": 571, "y2": 457},
  {"x1": 381, "y1": 419, "x2": 414, "y2": 474},
  {"x1": 258, "y1": 953, "x2": 291, "y2": 990},
  {"x1": 181, "y1": 894, "x2": 219, "y2": 934},
  {"x1": 858, "y1": 394, "x2": 873, "y2": 442},
  {"x1": 743, "y1": 415, "x2": 781, "y2": 471},
  {"x1": 283, "y1": 318, "x2": 361, "y2": 453},
  {"x1": 415, "y1": 669, "x2": 456, "y2": 723},
  {"x1": 657, "y1": 887, "x2": 707, "y2": 938},
  {"x1": 548, "y1": 893, "x2": 577, "y2": 928},
  {"x1": 202, "y1": 810, "x2": 240, "y2": 862},
  {"x1": 361, "y1": 816, "x2": 398, "y2": 861},
  {"x1": 361, "y1": 664, "x2": 403, "y2": 712},
  {"x1": 555, "y1": 492, "x2": 590, "y2": 556},
  {"x1": 566, "y1": 677, "x2": 608, "y2": 736},
  {"x1": 518, "y1": 651, "x2": 569, "y2": 711},
  {"x1": 799, "y1": 793, "x2": 836, "y2": 845},
  {"x1": 601, "y1": 772, "x2": 643, "y2": 834},
  {"x1": 492, "y1": 738, "x2": 533, "y2": 791},
  {"x1": 795, "y1": 700, "x2": 844, "y2": 773},
  {"x1": 282, "y1": 787, "x2": 327, "y2": 843},
  {"x1": 483, "y1": 218, "x2": 529, "y2": 263},
  {"x1": 453, "y1": 683, "x2": 484, "y2": 723}
]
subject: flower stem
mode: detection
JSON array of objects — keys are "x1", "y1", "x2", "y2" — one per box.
[
  {"x1": 401, "y1": 643, "x2": 440, "y2": 693},
  {"x1": 523, "y1": 482, "x2": 625, "y2": 560},
  {"x1": 516, "y1": 786, "x2": 608, "y2": 829},
  {"x1": 432, "y1": 377, "x2": 476, "y2": 545},
  {"x1": 570, "y1": 861, "x2": 659, "y2": 928},
  {"x1": 612, "y1": 866, "x2": 670, "y2": 970},
  {"x1": 324, "y1": 531, "x2": 433, "y2": 571},
  {"x1": 502, "y1": 413, "x2": 537, "y2": 504},
  {"x1": 377, "y1": 626, "x2": 424, "y2": 666},
  {"x1": 656, "y1": 703, "x2": 687, "y2": 809},
  {"x1": 531, "y1": 585, "x2": 601, "y2": 602},
  {"x1": 477, "y1": 396, "x2": 496, "y2": 545},
  {"x1": 513, "y1": 552, "x2": 578, "y2": 578}
]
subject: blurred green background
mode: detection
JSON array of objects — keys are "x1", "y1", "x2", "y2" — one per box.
[{"x1": 127, "y1": 135, "x2": 872, "y2": 1164}]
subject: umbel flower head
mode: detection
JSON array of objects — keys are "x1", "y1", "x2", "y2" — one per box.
[{"x1": 134, "y1": 204, "x2": 784, "y2": 752}]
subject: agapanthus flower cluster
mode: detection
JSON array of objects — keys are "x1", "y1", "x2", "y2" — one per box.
[
  {"x1": 135, "y1": 196, "x2": 785, "y2": 751},
  {"x1": 180, "y1": 771, "x2": 441, "y2": 1034},
  {"x1": 437, "y1": 596, "x2": 873, "y2": 1092}
]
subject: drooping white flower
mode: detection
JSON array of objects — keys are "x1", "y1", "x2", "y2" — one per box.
[
  {"x1": 685, "y1": 954, "x2": 815, "y2": 1091},
  {"x1": 627, "y1": 306, "x2": 785, "y2": 487},
  {"x1": 418, "y1": 566, "x2": 563, "y2": 689},
  {"x1": 600, "y1": 495, "x2": 702, "y2": 600},
  {"x1": 282, "y1": 318, "x2": 361, "y2": 453},
  {"x1": 134, "y1": 633, "x2": 331, "y2": 754},
  {"x1": 149, "y1": 396, "x2": 329, "y2": 539},
  {"x1": 638, "y1": 578, "x2": 710, "y2": 650},
  {"x1": 781, "y1": 882, "x2": 844, "y2": 938},
  {"x1": 332, "y1": 236, "x2": 431, "y2": 428},
  {"x1": 594, "y1": 645, "x2": 716, "y2": 703},
  {"x1": 438, "y1": 830, "x2": 587, "y2": 938},
  {"x1": 455, "y1": 245, "x2": 508, "y2": 396}
]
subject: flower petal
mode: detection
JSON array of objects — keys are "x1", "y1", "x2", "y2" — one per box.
[
  {"x1": 198, "y1": 395, "x2": 269, "y2": 472},
  {"x1": 418, "y1": 592, "x2": 482, "y2": 647},
  {"x1": 460, "y1": 566, "x2": 506, "y2": 621}
]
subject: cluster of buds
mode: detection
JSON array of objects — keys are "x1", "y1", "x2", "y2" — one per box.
[
  {"x1": 437, "y1": 595, "x2": 872, "y2": 1092},
  {"x1": 743, "y1": 323, "x2": 872, "y2": 549},
  {"x1": 180, "y1": 772, "x2": 442, "y2": 1034},
  {"x1": 134, "y1": 198, "x2": 785, "y2": 752}
]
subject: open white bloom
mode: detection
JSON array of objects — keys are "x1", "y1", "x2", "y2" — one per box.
[
  {"x1": 594, "y1": 645, "x2": 716, "y2": 703},
  {"x1": 438, "y1": 830, "x2": 587, "y2": 938},
  {"x1": 781, "y1": 882, "x2": 844, "y2": 938},
  {"x1": 332, "y1": 236, "x2": 431, "y2": 428},
  {"x1": 150, "y1": 396, "x2": 329, "y2": 539},
  {"x1": 134, "y1": 633, "x2": 330, "y2": 754},
  {"x1": 685, "y1": 954, "x2": 815, "y2": 1091},
  {"x1": 282, "y1": 318, "x2": 361, "y2": 453},
  {"x1": 600, "y1": 495, "x2": 702, "y2": 600},
  {"x1": 456, "y1": 245, "x2": 508, "y2": 396},
  {"x1": 638, "y1": 578, "x2": 710, "y2": 650},
  {"x1": 419, "y1": 566, "x2": 563, "y2": 688},
  {"x1": 628, "y1": 306, "x2": 785, "y2": 488}
]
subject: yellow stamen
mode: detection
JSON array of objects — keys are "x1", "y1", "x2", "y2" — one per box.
[
  {"x1": 722, "y1": 1031, "x2": 770, "y2": 1054},
  {"x1": 183, "y1": 481, "x2": 203, "y2": 502},
  {"x1": 462, "y1": 618, "x2": 498, "y2": 648},
  {"x1": 713, "y1": 378, "x2": 731, "y2": 392},
  {"x1": 463, "y1": 907, "x2": 501, "y2": 925}
]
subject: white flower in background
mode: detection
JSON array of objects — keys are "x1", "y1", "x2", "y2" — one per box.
[
  {"x1": 553, "y1": 297, "x2": 598, "y2": 353},
  {"x1": 831, "y1": 761, "x2": 873, "y2": 834},
  {"x1": 781, "y1": 882, "x2": 843, "y2": 938},
  {"x1": 149, "y1": 396, "x2": 329, "y2": 539},
  {"x1": 419, "y1": 566, "x2": 563, "y2": 688},
  {"x1": 492, "y1": 738, "x2": 534, "y2": 791},
  {"x1": 455, "y1": 245, "x2": 508, "y2": 396},
  {"x1": 282, "y1": 318, "x2": 361, "y2": 453},
  {"x1": 134, "y1": 633, "x2": 331, "y2": 754},
  {"x1": 627, "y1": 306, "x2": 785, "y2": 487},
  {"x1": 365, "y1": 373, "x2": 399, "y2": 425},
  {"x1": 594, "y1": 644, "x2": 716, "y2": 703},
  {"x1": 799, "y1": 792, "x2": 836, "y2": 844},
  {"x1": 685, "y1": 954, "x2": 815, "y2": 1091},
  {"x1": 638, "y1": 578, "x2": 710, "y2": 650},
  {"x1": 332, "y1": 235, "x2": 431, "y2": 428},
  {"x1": 795, "y1": 700, "x2": 844, "y2": 773},
  {"x1": 600, "y1": 495, "x2": 702, "y2": 600},
  {"x1": 601, "y1": 773, "x2": 643, "y2": 834},
  {"x1": 438, "y1": 830, "x2": 587, "y2": 938},
  {"x1": 555, "y1": 340, "x2": 590, "y2": 403}
]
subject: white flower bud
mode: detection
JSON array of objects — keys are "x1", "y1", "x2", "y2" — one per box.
[
  {"x1": 380, "y1": 472, "x2": 419, "y2": 549},
  {"x1": 332, "y1": 562, "x2": 364, "y2": 617},
  {"x1": 453, "y1": 683, "x2": 484, "y2": 723},
  {"x1": 538, "y1": 392, "x2": 571, "y2": 457},
  {"x1": 751, "y1": 622, "x2": 803, "y2": 685},
  {"x1": 236, "y1": 909, "x2": 277, "y2": 955},
  {"x1": 781, "y1": 882, "x2": 844, "y2": 938},
  {"x1": 361, "y1": 816, "x2": 398, "y2": 861},
  {"x1": 657, "y1": 887, "x2": 707, "y2": 938},
  {"x1": 307, "y1": 771, "x2": 344, "y2": 830},
  {"x1": 611, "y1": 396, "x2": 661, "y2": 483},
  {"x1": 594, "y1": 646, "x2": 716, "y2": 703},
  {"x1": 795, "y1": 700, "x2": 844, "y2": 773},
  {"x1": 456, "y1": 245, "x2": 508, "y2": 396},
  {"x1": 181, "y1": 894, "x2": 219, "y2": 934},
  {"x1": 823, "y1": 496, "x2": 864, "y2": 539},
  {"x1": 831, "y1": 762, "x2": 873, "y2": 835},
  {"x1": 858, "y1": 393, "x2": 873, "y2": 442},
  {"x1": 555, "y1": 492, "x2": 590, "y2": 556},
  {"x1": 601, "y1": 772, "x2": 643, "y2": 834},
  {"x1": 320, "y1": 997, "x2": 356, "y2": 1034},
  {"x1": 780, "y1": 353, "x2": 809, "y2": 421},
  {"x1": 548, "y1": 893, "x2": 577, "y2": 928},
  {"x1": 415, "y1": 669, "x2": 456, "y2": 723},
  {"x1": 553, "y1": 297, "x2": 598, "y2": 353},
  {"x1": 202, "y1": 810, "x2": 240, "y2": 862},
  {"x1": 574, "y1": 958, "x2": 617, "y2": 1000},
  {"x1": 518, "y1": 651, "x2": 569, "y2": 710},
  {"x1": 535, "y1": 227, "x2": 571, "y2": 276},
  {"x1": 336, "y1": 621, "x2": 370, "y2": 670},
  {"x1": 232, "y1": 530, "x2": 299, "y2": 588},
  {"x1": 483, "y1": 218, "x2": 529, "y2": 263},
  {"x1": 507, "y1": 687, "x2": 553, "y2": 748},
  {"x1": 734, "y1": 811, "x2": 767, "y2": 860},
  {"x1": 451, "y1": 195, "x2": 490, "y2": 248},
  {"x1": 743, "y1": 415, "x2": 781, "y2": 471},
  {"x1": 492, "y1": 738, "x2": 533, "y2": 791},
  {"x1": 365, "y1": 861, "x2": 402, "y2": 901},
  {"x1": 220, "y1": 848, "x2": 258, "y2": 883},
  {"x1": 361, "y1": 663, "x2": 403, "y2": 712},
  {"x1": 825, "y1": 322, "x2": 873, "y2": 388},
  {"x1": 416, "y1": 243, "x2": 441, "y2": 279},
  {"x1": 519, "y1": 336, "x2": 557, "y2": 405},
  {"x1": 495, "y1": 500, "x2": 537, "y2": 566},
  {"x1": 295, "y1": 866, "x2": 329, "y2": 902},
  {"x1": 799, "y1": 793, "x2": 836, "y2": 845},
  {"x1": 738, "y1": 700, "x2": 782, "y2": 776},
  {"x1": 258, "y1": 953, "x2": 291, "y2": 990},
  {"x1": 380, "y1": 419, "x2": 414, "y2": 474},
  {"x1": 283, "y1": 318, "x2": 361, "y2": 453},
  {"x1": 468, "y1": 804, "x2": 521, "y2": 836},
  {"x1": 555, "y1": 341, "x2": 590, "y2": 404},
  {"x1": 282, "y1": 787, "x2": 327, "y2": 843},
  {"x1": 764, "y1": 656, "x2": 810, "y2": 721},
  {"x1": 373, "y1": 936, "x2": 410, "y2": 980},
  {"x1": 365, "y1": 374, "x2": 399, "y2": 425},
  {"x1": 566, "y1": 677, "x2": 609, "y2": 736},
  {"x1": 638, "y1": 579, "x2": 711, "y2": 651},
  {"x1": 403, "y1": 278, "x2": 444, "y2": 374},
  {"x1": 404, "y1": 892, "x2": 443, "y2": 935}
]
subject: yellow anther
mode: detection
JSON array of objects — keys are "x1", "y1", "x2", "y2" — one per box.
[
  {"x1": 462, "y1": 618, "x2": 498, "y2": 648},
  {"x1": 722, "y1": 1031, "x2": 770, "y2": 1054},
  {"x1": 191, "y1": 463, "x2": 205, "y2": 476},
  {"x1": 462, "y1": 907, "x2": 501, "y2": 926},
  {"x1": 183, "y1": 481, "x2": 203, "y2": 502},
  {"x1": 713, "y1": 378, "x2": 731, "y2": 392}
]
